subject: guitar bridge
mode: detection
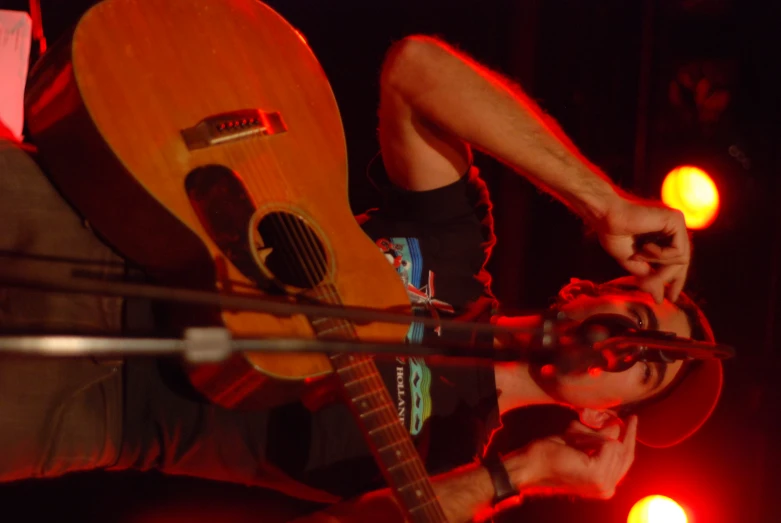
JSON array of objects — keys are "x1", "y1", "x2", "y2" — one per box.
[{"x1": 181, "y1": 109, "x2": 287, "y2": 150}]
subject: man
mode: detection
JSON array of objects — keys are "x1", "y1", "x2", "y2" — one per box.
[
  {"x1": 283, "y1": 36, "x2": 720, "y2": 522},
  {"x1": 0, "y1": 34, "x2": 722, "y2": 523}
]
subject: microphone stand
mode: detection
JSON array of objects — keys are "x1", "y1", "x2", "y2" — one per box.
[
  {"x1": 0, "y1": 328, "x2": 516, "y2": 363},
  {"x1": 0, "y1": 324, "x2": 735, "y2": 374},
  {"x1": 0, "y1": 268, "x2": 735, "y2": 371}
]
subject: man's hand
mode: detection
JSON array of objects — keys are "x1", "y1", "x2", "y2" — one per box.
[
  {"x1": 595, "y1": 194, "x2": 691, "y2": 303},
  {"x1": 506, "y1": 416, "x2": 638, "y2": 500}
]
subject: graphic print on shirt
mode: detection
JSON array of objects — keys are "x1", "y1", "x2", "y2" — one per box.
[
  {"x1": 376, "y1": 237, "x2": 453, "y2": 435},
  {"x1": 375, "y1": 238, "x2": 455, "y2": 341},
  {"x1": 408, "y1": 357, "x2": 433, "y2": 435}
]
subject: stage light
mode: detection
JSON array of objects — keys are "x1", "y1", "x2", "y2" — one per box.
[
  {"x1": 628, "y1": 495, "x2": 688, "y2": 523},
  {"x1": 661, "y1": 165, "x2": 719, "y2": 229}
]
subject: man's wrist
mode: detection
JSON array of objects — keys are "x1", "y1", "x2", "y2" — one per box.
[
  {"x1": 481, "y1": 451, "x2": 520, "y2": 506},
  {"x1": 502, "y1": 451, "x2": 542, "y2": 492},
  {"x1": 559, "y1": 166, "x2": 623, "y2": 229}
]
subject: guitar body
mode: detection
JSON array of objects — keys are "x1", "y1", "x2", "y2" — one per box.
[{"x1": 25, "y1": 0, "x2": 409, "y2": 407}]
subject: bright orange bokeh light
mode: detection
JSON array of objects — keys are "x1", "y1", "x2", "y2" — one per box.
[
  {"x1": 661, "y1": 165, "x2": 720, "y2": 229},
  {"x1": 628, "y1": 495, "x2": 688, "y2": 523}
]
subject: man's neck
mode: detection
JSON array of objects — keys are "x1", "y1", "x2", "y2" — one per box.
[
  {"x1": 491, "y1": 313, "x2": 558, "y2": 414},
  {"x1": 494, "y1": 361, "x2": 556, "y2": 415}
]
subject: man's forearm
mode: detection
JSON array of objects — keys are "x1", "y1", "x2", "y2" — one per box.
[
  {"x1": 290, "y1": 456, "x2": 532, "y2": 523},
  {"x1": 382, "y1": 35, "x2": 622, "y2": 225}
]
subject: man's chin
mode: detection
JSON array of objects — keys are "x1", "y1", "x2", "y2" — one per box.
[{"x1": 528, "y1": 362, "x2": 567, "y2": 403}]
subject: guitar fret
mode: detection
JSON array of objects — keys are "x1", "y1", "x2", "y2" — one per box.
[
  {"x1": 386, "y1": 456, "x2": 418, "y2": 472},
  {"x1": 350, "y1": 388, "x2": 385, "y2": 403},
  {"x1": 377, "y1": 439, "x2": 407, "y2": 454},
  {"x1": 368, "y1": 420, "x2": 400, "y2": 436},
  {"x1": 335, "y1": 359, "x2": 374, "y2": 375},
  {"x1": 342, "y1": 374, "x2": 375, "y2": 389},
  {"x1": 409, "y1": 497, "x2": 440, "y2": 513},
  {"x1": 398, "y1": 477, "x2": 428, "y2": 492},
  {"x1": 359, "y1": 404, "x2": 393, "y2": 419}
]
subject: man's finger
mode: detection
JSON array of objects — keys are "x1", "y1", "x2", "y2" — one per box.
[
  {"x1": 567, "y1": 420, "x2": 595, "y2": 433},
  {"x1": 639, "y1": 243, "x2": 664, "y2": 259},
  {"x1": 567, "y1": 419, "x2": 622, "y2": 441},
  {"x1": 630, "y1": 252, "x2": 688, "y2": 266},
  {"x1": 664, "y1": 210, "x2": 690, "y2": 255},
  {"x1": 650, "y1": 264, "x2": 686, "y2": 302},
  {"x1": 639, "y1": 276, "x2": 665, "y2": 304},
  {"x1": 623, "y1": 416, "x2": 638, "y2": 456},
  {"x1": 667, "y1": 270, "x2": 686, "y2": 302},
  {"x1": 639, "y1": 265, "x2": 684, "y2": 304},
  {"x1": 656, "y1": 243, "x2": 689, "y2": 259},
  {"x1": 563, "y1": 432, "x2": 609, "y2": 453},
  {"x1": 633, "y1": 241, "x2": 689, "y2": 263},
  {"x1": 547, "y1": 435, "x2": 567, "y2": 445},
  {"x1": 622, "y1": 258, "x2": 652, "y2": 277}
]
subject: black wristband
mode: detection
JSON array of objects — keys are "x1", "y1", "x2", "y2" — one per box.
[{"x1": 481, "y1": 451, "x2": 520, "y2": 506}]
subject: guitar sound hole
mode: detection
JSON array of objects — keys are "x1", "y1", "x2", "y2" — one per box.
[{"x1": 256, "y1": 212, "x2": 328, "y2": 289}]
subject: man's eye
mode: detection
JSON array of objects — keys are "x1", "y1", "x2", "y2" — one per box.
[
  {"x1": 631, "y1": 310, "x2": 645, "y2": 329},
  {"x1": 642, "y1": 362, "x2": 652, "y2": 385}
]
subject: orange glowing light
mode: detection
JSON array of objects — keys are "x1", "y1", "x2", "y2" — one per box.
[
  {"x1": 661, "y1": 165, "x2": 720, "y2": 229},
  {"x1": 628, "y1": 495, "x2": 688, "y2": 523}
]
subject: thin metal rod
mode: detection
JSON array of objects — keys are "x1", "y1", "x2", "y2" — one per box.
[
  {"x1": 0, "y1": 268, "x2": 528, "y2": 337},
  {"x1": 0, "y1": 333, "x2": 520, "y2": 362}
]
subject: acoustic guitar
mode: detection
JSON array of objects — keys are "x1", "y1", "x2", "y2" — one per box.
[{"x1": 24, "y1": 0, "x2": 447, "y2": 520}]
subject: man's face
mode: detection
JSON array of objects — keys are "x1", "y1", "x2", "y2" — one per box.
[{"x1": 533, "y1": 287, "x2": 690, "y2": 411}]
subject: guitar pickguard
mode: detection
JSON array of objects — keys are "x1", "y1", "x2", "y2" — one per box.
[{"x1": 186, "y1": 164, "x2": 266, "y2": 286}]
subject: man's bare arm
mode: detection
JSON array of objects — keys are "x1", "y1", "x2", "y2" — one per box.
[
  {"x1": 380, "y1": 35, "x2": 617, "y2": 224},
  {"x1": 289, "y1": 417, "x2": 637, "y2": 523},
  {"x1": 289, "y1": 461, "x2": 499, "y2": 523},
  {"x1": 379, "y1": 36, "x2": 690, "y2": 302}
]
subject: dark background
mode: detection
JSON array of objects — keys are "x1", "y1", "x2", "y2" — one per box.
[{"x1": 2, "y1": 0, "x2": 780, "y2": 522}]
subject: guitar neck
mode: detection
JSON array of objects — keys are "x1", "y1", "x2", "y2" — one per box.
[
  {"x1": 307, "y1": 283, "x2": 447, "y2": 522},
  {"x1": 330, "y1": 350, "x2": 449, "y2": 523}
]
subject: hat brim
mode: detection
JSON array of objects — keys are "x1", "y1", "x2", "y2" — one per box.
[{"x1": 635, "y1": 358, "x2": 723, "y2": 448}]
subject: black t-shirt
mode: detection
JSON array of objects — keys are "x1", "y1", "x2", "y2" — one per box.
[{"x1": 269, "y1": 160, "x2": 502, "y2": 499}]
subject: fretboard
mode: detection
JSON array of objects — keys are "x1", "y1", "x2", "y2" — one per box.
[{"x1": 308, "y1": 284, "x2": 448, "y2": 523}]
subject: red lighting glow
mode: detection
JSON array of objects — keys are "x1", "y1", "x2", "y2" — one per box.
[
  {"x1": 661, "y1": 165, "x2": 720, "y2": 229},
  {"x1": 628, "y1": 495, "x2": 688, "y2": 523}
]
